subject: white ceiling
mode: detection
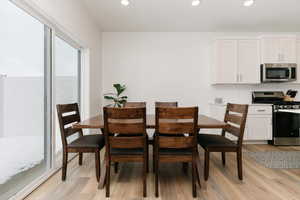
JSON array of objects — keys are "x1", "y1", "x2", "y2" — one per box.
[{"x1": 82, "y1": 0, "x2": 300, "y2": 32}]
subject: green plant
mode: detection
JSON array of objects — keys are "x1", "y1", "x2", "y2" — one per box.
[{"x1": 104, "y1": 84, "x2": 128, "y2": 107}]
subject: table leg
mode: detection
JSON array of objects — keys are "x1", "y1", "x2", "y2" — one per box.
[
  {"x1": 195, "y1": 151, "x2": 202, "y2": 188},
  {"x1": 98, "y1": 128, "x2": 106, "y2": 189},
  {"x1": 98, "y1": 153, "x2": 107, "y2": 189}
]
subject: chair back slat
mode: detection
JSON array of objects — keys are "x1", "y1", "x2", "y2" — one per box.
[
  {"x1": 124, "y1": 102, "x2": 146, "y2": 108},
  {"x1": 156, "y1": 107, "x2": 198, "y2": 149},
  {"x1": 225, "y1": 113, "x2": 243, "y2": 126},
  {"x1": 227, "y1": 103, "x2": 248, "y2": 114},
  {"x1": 56, "y1": 103, "x2": 83, "y2": 148},
  {"x1": 62, "y1": 114, "x2": 80, "y2": 125},
  {"x1": 158, "y1": 122, "x2": 194, "y2": 134},
  {"x1": 107, "y1": 107, "x2": 145, "y2": 119},
  {"x1": 108, "y1": 123, "x2": 145, "y2": 134},
  {"x1": 58, "y1": 103, "x2": 78, "y2": 113},
  {"x1": 109, "y1": 137, "x2": 144, "y2": 148},
  {"x1": 65, "y1": 127, "x2": 81, "y2": 137},
  {"x1": 159, "y1": 136, "x2": 194, "y2": 149},
  {"x1": 225, "y1": 125, "x2": 240, "y2": 137},
  {"x1": 158, "y1": 107, "x2": 196, "y2": 119},
  {"x1": 155, "y1": 102, "x2": 178, "y2": 108},
  {"x1": 223, "y1": 103, "x2": 248, "y2": 146}
]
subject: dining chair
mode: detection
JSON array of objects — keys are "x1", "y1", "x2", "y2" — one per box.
[
  {"x1": 56, "y1": 103, "x2": 105, "y2": 181},
  {"x1": 153, "y1": 101, "x2": 187, "y2": 172},
  {"x1": 198, "y1": 103, "x2": 248, "y2": 180},
  {"x1": 154, "y1": 107, "x2": 200, "y2": 198},
  {"x1": 114, "y1": 101, "x2": 147, "y2": 173},
  {"x1": 103, "y1": 107, "x2": 148, "y2": 197}
]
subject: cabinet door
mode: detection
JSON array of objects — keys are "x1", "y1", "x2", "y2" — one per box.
[
  {"x1": 280, "y1": 38, "x2": 297, "y2": 63},
  {"x1": 246, "y1": 116, "x2": 272, "y2": 140},
  {"x1": 238, "y1": 40, "x2": 260, "y2": 83},
  {"x1": 261, "y1": 38, "x2": 280, "y2": 63},
  {"x1": 214, "y1": 40, "x2": 238, "y2": 84}
]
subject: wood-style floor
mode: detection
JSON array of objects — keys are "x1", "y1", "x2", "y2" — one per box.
[{"x1": 25, "y1": 145, "x2": 300, "y2": 200}]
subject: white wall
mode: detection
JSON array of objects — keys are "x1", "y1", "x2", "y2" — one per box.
[
  {"x1": 21, "y1": 0, "x2": 103, "y2": 117},
  {"x1": 103, "y1": 32, "x2": 300, "y2": 115}
]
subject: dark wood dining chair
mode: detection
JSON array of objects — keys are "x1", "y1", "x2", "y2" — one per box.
[
  {"x1": 154, "y1": 107, "x2": 200, "y2": 198},
  {"x1": 56, "y1": 103, "x2": 105, "y2": 181},
  {"x1": 124, "y1": 102, "x2": 146, "y2": 107},
  {"x1": 114, "y1": 101, "x2": 147, "y2": 173},
  {"x1": 198, "y1": 103, "x2": 248, "y2": 181},
  {"x1": 152, "y1": 102, "x2": 182, "y2": 171},
  {"x1": 103, "y1": 107, "x2": 148, "y2": 197}
]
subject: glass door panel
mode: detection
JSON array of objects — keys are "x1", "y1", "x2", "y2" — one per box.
[
  {"x1": 54, "y1": 36, "x2": 80, "y2": 164},
  {"x1": 0, "y1": 1, "x2": 49, "y2": 199}
]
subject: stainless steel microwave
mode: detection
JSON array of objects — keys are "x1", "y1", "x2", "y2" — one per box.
[{"x1": 261, "y1": 63, "x2": 297, "y2": 83}]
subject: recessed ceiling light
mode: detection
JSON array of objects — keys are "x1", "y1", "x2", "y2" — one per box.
[
  {"x1": 192, "y1": 0, "x2": 201, "y2": 7},
  {"x1": 121, "y1": 0, "x2": 130, "y2": 7},
  {"x1": 243, "y1": 0, "x2": 255, "y2": 7}
]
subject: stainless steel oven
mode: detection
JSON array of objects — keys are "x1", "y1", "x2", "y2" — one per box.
[{"x1": 261, "y1": 63, "x2": 297, "y2": 83}]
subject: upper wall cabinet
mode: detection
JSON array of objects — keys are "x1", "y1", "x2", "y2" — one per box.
[
  {"x1": 261, "y1": 36, "x2": 297, "y2": 63},
  {"x1": 211, "y1": 39, "x2": 260, "y2": 84}
]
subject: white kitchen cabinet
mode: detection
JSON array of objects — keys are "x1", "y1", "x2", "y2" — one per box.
[
  {"x1": 212, "y1": 40, "x2": 238, "y2": 84},
  {"x1": 209, "y1": 104, "x2": 273, "y2": 141},
  {"x1": 245, "y1": 116, "x2": 272, "y2": 141},
  {"x1": 261, "y1": 37, "x2": 296, "y2": 63},
  {"x1": 212, "y1": 39, "x2": 260, "y2": 84},
  {"x1": 238, "y1": 40, "x2": 261, "y2": 84},
  {"x1": 280, "y1": 38, "x2": 297, "y2": 63}
]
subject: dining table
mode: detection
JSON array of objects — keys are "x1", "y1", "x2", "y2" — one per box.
[{"x1": 73, "y1": 114, "x2": 228, "y2": 189}]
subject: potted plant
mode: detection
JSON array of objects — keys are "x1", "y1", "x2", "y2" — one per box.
[{"x1": 104, "y1": 84, "x2": 128, "y2": 107}]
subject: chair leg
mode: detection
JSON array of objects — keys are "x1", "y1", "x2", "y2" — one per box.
[
  {"x1": 62, "y1": 151, "x2": 68, "y2": 181},
  {"x1": 222, "y1": 152, "x2": 226, "y2": 166},
  {"x1": 155, "y1": 155, "x2": 159, "y2": 197},
  {"x1": 204, "y1": 151, "x2": 210, "y2": 181},
  {"x1": 79, "y1": 153, "x2": 83, "y2": 166},
  {"x1": 182, "y1": 162, "x2": 188, "y2": 174},
  {"x1": 146, "y1": 146, "x2": 149, "y2": 173},
  {"x1": 153, "y1": 146, "x2": 155, "y2": 173},
  {"x1": 192, "y1": 161, "x2": 197, "y2": 198},
  {"x1": 114, "y1": 162, "x2": 119, "y2": 173},
  {"x1": 106, "y1": 160, "x2": 111, "y2": 198},
  {"x1": 95, "y1": 151, "x2": 100, "y2": 182},
  {"x1": 237, "y1": 150, "x2": 243, "y2": 180},
  {"x1": 143, "y1": 154, "x2": 147, "y2": 197}
]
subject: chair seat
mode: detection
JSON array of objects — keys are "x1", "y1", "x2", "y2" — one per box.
[
  {"x1": 159, "y1": 148, "x2": 192, "y2": 155},
  {"x1": 68, "y1": 134, "x2": 105, "y2": 149},
  {"x1": 198, "y1": 134, "x2": 237, "y2": 148},
  {"x1": 111, "y1": 148, "x2": 144, "y2": 155}
]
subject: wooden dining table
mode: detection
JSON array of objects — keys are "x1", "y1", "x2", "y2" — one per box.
[{"x1": 73, "y1": 114, "x2": 228, "y2": 189}]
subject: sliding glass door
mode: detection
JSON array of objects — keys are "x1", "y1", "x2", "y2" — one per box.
[
  {"x1": 0, "y1": 1, "x2": 82, "y2": 199},
  {"x1": 54, "y1": 36, "x2": 81, "y2": 163},
  {"x1": 0, "y1": 1, "x2": 49, "y2": 199}
]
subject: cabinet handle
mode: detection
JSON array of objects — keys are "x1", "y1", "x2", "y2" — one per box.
[{"x1": 257, "y1": 109, "x2": 266, "y2": 112}]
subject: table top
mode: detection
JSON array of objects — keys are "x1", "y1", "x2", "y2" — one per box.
[{"x1": 74, "y1": 114, "x2": 227, "y2": 129}]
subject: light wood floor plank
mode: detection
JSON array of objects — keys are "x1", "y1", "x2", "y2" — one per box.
[{"x1": 25, "y1": 145, "x2": 300, "y2": 200}]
